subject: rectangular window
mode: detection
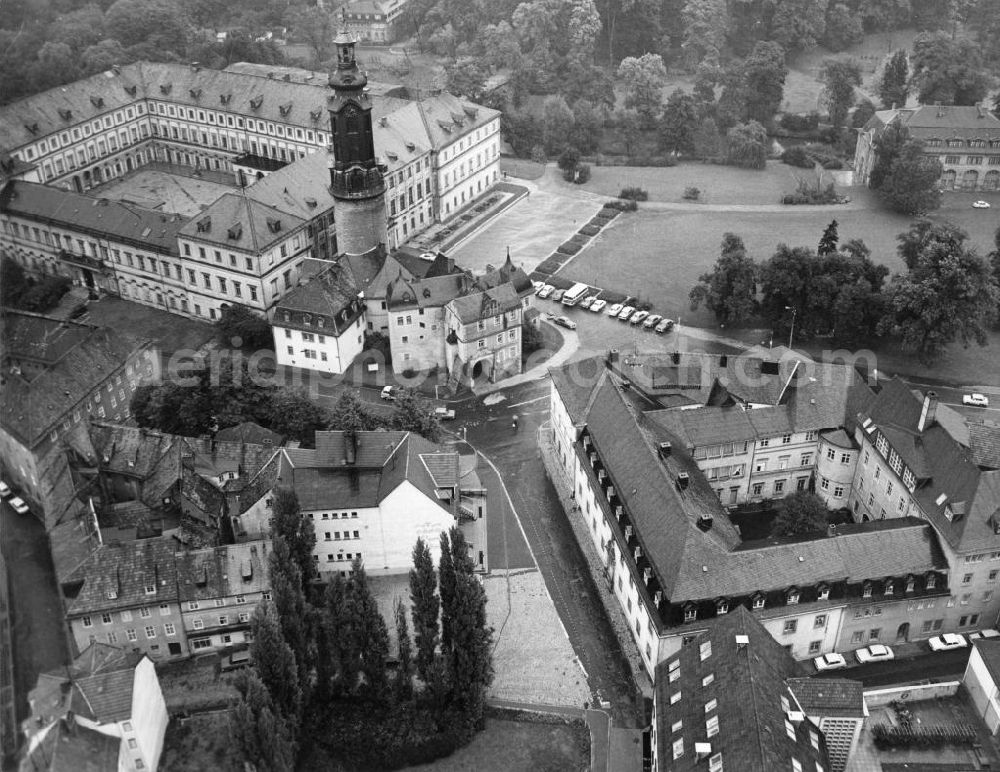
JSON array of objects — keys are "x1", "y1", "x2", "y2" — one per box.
[
  {"x1": 783, "y1": 619, "x2": 797, "y2": 634},
  {"x1": 145, "y1": 626, "x2": 156, "y2": 638}
]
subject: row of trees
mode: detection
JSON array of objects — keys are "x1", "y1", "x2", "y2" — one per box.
[
  {"x1": 0, "y1": 259, "x2": 73, "y2": 313},
  {"x1": 232, "y1": 489, "x2": 493, "y2": 770},
  {"x1": 130, "y1": 356, "x2": 442, "y2": 446},
  {"x1": 690, "y1": 220, "x2": 1000, "y2": 363}
]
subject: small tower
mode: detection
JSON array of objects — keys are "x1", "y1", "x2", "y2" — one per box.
[{"x1": 327, "y1": 25, "x2": 387, "y2": 255}]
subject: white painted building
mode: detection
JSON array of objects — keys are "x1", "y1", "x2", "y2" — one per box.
[{"x1": 964, "y1": 639, "x2": 1000, "y2": 734}]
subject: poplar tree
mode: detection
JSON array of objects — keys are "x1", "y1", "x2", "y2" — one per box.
[
  {"x1": 409, "y1": 537, "x2": 440, "y2": 682},
  {"x1": 438, "y1": 532, "x2": 457, "y2": 650},
  {"x1": 395, "y1": 598, "x2": 414, "y2": 701},
  {"x1": 345, "y1": 557, "x2": 389, "y2": 696},
  {"x1": 231, "y1": 671, "x2": 297, "y2": 772}
]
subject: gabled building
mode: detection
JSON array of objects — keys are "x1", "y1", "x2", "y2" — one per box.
[
  {"x1": 20, "y1": 643, "x2": 168, "y2": 772},
  {"x1": 549, "y1": 353, "x2": 950, "y2": 681},
  {"x1": 854, "y1": 103, "x2": 1000, "y2": 191},
  {"x1": 651, "y1": 606, "x2": 833, "y2": 772},
  {"x1": 255, "y1": 430, "x2": 486, "y2": 576},
  {"x1": 0, "y1": 311, "x2": 154, "y2": 518}
]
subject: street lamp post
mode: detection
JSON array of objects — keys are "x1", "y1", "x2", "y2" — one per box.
[{"x1": 785, "y1": 306, "x2": 797, "y2": 349}]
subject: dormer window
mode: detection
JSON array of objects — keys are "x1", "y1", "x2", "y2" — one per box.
[
  {"x1": 926, "y1": 573, "x2": 937, "y2": 590},
  {"x1": 817, "y1": 584, "x2": 830, "y2": 601},
  {"x1": 906, "y1": 576, "x2": 915, "y2": 593},
  {"x1": 787, "y1": 588, "x2": 800, "y2": 605},
  {"x1": 863, "y1": 582, "x2": 873, "y2": 598},
  {"x1": 684, "y1": 605, "x2": 697, "y2": 622},
  {"x1": 716, "y1": 599, "x2": 729, "y2": 615},
  {"x1": 303, "y1": 314, "x2": 311, "y2": 325},
  {"x1": 145, "y1": 584, "x2": 156, "y2": 595},
  {"x1": 106, "y1": 590, "x2": 118, "y2": 600},
  {"x1": 884, "y1": 580, "x2": 894, "y2": 597},
  {"x1": 752, "y1": 594, "x2": 765, "y2": 610}
]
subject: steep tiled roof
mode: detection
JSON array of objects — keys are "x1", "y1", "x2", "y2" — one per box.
[
  {"x1": 20, "y1": 719, "x2": 120, "y2": 771},
  {"x1": 178, "y1": 191, "x2": 306, "y2": 252},
  {"x1": 0, "y1": 180, "x2": 185, "y2": 254},
  {"x1": 412, "y1": 92, "x2": 500, "y2": 151},
  {"x1": 273, "y1": 261, "x2": 364, "y2": 334},
  {"x1": 1, "y1": 314, "x2": 149, "y2": 448},
  {"x1": 386, "y1": 272, "x2": 466, "y2": 311},
  {"x1": 786, "y1": 677, "x2": 866, "y2": 718},
  {"x1": 215, "y1": 421, "x2": 284, "y2": 446},
  {"x1": 902, "y1": 103, "x2": 1000, "y2": 139},
  {"x1": 64, "y1": 537, "x2": 179, "y2": 616},
  {"x1": 241, "y1": 151, "x2": 335, "y2": 220},
  {"x1": 175, "y1": 540, "x2": 271, "y2": 601},
  {"x1": 447, "y1": 284, "x2": 521, "y2": 324},
  {"x1": 34, "y1": 643, "x2": 144, "y2": 724},
  {"x1": 968, "y1": 422, "x2": 1000, "y2": 470},
  {"x1": 548, "y1": 355, "x2": 607, "y2": 426},
  {"x1": 654, "y1": 606, "x2": 829, "y2": 772}
]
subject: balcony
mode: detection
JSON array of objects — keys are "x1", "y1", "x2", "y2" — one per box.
[{"x1": 58, "y1": 249, "x2": 106, "y2": 272}]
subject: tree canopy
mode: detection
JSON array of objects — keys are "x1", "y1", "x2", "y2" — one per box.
[
  {"x1": 771, "y1": 491, "x2": 830, "y2": 537},
  {"x1": 689, "y1": 233, "x2": 758, "y2": 325}
]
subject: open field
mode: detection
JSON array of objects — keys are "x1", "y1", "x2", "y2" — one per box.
[{"x1": 407, "y1": 716, "x2": 589, "y2": 772}]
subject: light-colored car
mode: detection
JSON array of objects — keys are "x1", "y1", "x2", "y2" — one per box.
[
  {"x1": 434, "y1": 407, "x2": 456, "y2": 421},
  {"x1": 579, "y1": 295, "x2": 595, "y2": 309},
  {"x1": 9, "y1": 497, "x2": 30, "y2": 516},
  {"x1": 617, "y1": 305, "x2": 636, "y2": 321},
  {"x1": 854, "y1": 644, "x2": 895, "y2": 663},
  {"x1": 551, "y1": 289, "x2": 566, "y2": 302},
  {"x1": 969, "y1": 629, "x2": 1000, "y2": 641},
  {"x1": 973, "y1": 200, "x2": 991, "y2": 209},
  {"x1": 0, "y1": 481, "x2": 10, "y2": 498},
  {"x1": 537, "y1": 284, "x2": 555, "y2": 299},
  {"x1": 589, "y1": 299, "x2": 607, "y2": 313},
  {"x1": 553, "y1": 316, "x2": 577, "y2": 330},
  {"x1": 654, "y1": 318, "x2": 675, "y2": 334},
  {"x1": 630, "y1": 310, "x2": 649, "y2": 325},
  {"x1": 531, "y1": 280, "x2": 544, "y2": 294},
  {"x1": 963, "y1": 393, "x2": 990, "y2": 407},
  {"x1": 643, "y1": 314, "x2": 663, "y2": 330},
  {"x1": 928, "y1": 633, "x2": 967, "y2": 651},
  {"x1": 606, "y1": 303, "x2": 623, "y2": 317},
  {"x1": 380, "y1": 385, "x2": 398, "y2": 401},
  {"x1": 813, "y1": 652, "x2": 848, "y2": 672}
]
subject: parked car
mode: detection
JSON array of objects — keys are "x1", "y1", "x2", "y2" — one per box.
[
  {"x1": 973, "y1": 200, "x2": 991, "y2": 209},
  {"x1": 381, "y1": 385, "x2": 398, "y2": 401},
  {"x1": 589, "y1": 299, "x2": 607, "y2": 313},
  {"x1": 551, "y1": 289, "x2": 566, "y2": 302},
  {"x1": 928, "y1": 633, "x2": 967, "y2": 652},
  {"x1": 221, "y1": 649, "x2": 252, "y2": 672},
  {"x1": 968, "y1": 629, "x2": 1000, "y2": 641},
  {"x1": 9, "y1": 497, "x2": 30, "y2": 516},
  {"x1": 813, "y1": 652, "x2": 848, "y2": 672},
  {"x1": 643, "y1": 314, "x2": 662, "y2": 330},
  {"x1": 654, "y1": 318, "x2": 675, "y2": 334},
  {"x1": 854, "y1": 644, "x2": 894, "y2": 663},
  {"x1": 579, "y1": 295, "x2": 595, "y2": 309},
  {"x1": 606, "y1": 303, "x2": 623, "y2": 317},
  {"x1": 434, "y1": 407, "x2": 456, "y2": 421},
  {"x1": 537, "y1": 284, "x2": 555, "y2": 299},
  {"x1": 617, "y1": 306, "x2": 635, "y2": 321},
  {"x1": 0, "y1": 481, "x2": 10, "y2": 498},
  {"x1": 532, "y1": 281, "x2": 544, "y2": 294},
  {"x1": 630, "y1": 310, "x2": 649, "y2": 326},
  {"x1": 963, "y1": 393, "x2": 990, "y2": 407},
  {"x1": 553, "y1": 316, "x2": 577, "y2": 330}
]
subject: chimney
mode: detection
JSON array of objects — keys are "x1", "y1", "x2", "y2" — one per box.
[
  {"x1": 608, "y1": 349, "x2": 620, "y2": 365},
  {"x1": 658, "y1": 442, "x2": 672, "y2": 459},
  {"x1": 735, "y1": 634, "x2": 749, "y2": 650},
  {"x1": 917, "y1": 391, "x2": 938, "y2": 432},
  {"x1": 697, "y1": 513, "x2": 713, "y2": 531},
  {"x1": 344, "y1": 429, "x2": 357, "y2": 465},
  {"x1": 677, "y1": 472, "x2": 689, "y2": 490}
]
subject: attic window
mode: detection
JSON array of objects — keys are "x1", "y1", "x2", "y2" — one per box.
[
  {"x1": 279, "y1": 102, "x2": 292, "y2": 116},
  {"x1": 405, "y1": 141, "x2": 415, "y2": 151},
  {"x1": 241, "y1": 561, "x2": 253, "y2": 580},
  {"x1": 310, "y1": 109, "x2": 322, "y2": 122},
  {"x1": 266, "y1": 217, "x2": 282, "y2": 233},
  {"x1": 817, "y1": 584, "x2": 830, "y2": 600},
  {"x1": 787, "y1": 588, "x2": 800, "y2": 605},
  {"x1": 190, "y1": 87, "x2": 202, "y2": 99},
  {"x1": 250, "y1": 95, "x2": 263, "y2": 110},
  {"x1": 196, "y1": 216, "x2": 211, "y2": 232},
  {"x1": 716, "y1": 599, "x2": 728, "y2": 615},
  {"x1": 437, "y1": 120, "x2": 452, "y2": 133},
  {"x1": 385, "y1": 151, "x2": 398, "y2": 161},
  {"x1": 227, "y1": 222, "x2": 243, "y2": 240},
  {"x1": 304, "y1": 197, "x2": 317, "y2": 209},
  {"x1": 24, "y1": 123, "x2": 39, "y2": 135},
  {"x1": 463, "y1": 105, "x2": 478, "y2": 119},
  {"x1": 124, "y1": 85, "x2": 137, "y2": 96},
  {"x1": 926, "y1": 572, "x2": 937, "y2": 589},
  {"x1": 220, "y1": 93, "x2": 232, "y2": 105},
  {"x1": 683, "y1": 605, "x2": 697, "y2": 622},
  {"x1": 90, "y1": 96, "x2": 104, "y2": 108},
  {"x1": 317, "y1": 317, "x2": 324, "y2": 328},
  {"x1": 58, "y1": 108, "x2": 72, "y2": 121},
  {"x1": 106, "y1": 590, "x2": 118, "y2": 600},
  {"x1": 159, "y1": 83, "x2": 172, "y2": 94},
  {"x1": 752, "y1": 594, "x2": 765, "y2": 609}
]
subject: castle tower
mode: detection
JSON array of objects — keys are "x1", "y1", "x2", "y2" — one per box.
[{"x1": 328, "y1": 28, "x2": 387, "y2": 256}]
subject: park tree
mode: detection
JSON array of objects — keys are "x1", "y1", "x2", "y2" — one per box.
[
  {"x1": 909, "y1": 31, "x2": 990, "y2": 105},
  {"x1": 81, "y1": 40, "x2": 131, "y2": 74},
  {"x1": 851, "y1": 99, "x2": 877, "y2": 129},
  {"x1": 394, "y1": 599, "x2": 414, "y2": 700},
  {"x1": 269, "y1": 540, "x2": 315, "y2": 709},
  {"x1": 32, "y1": 42, "x2": 79, "y2": 90},
  {"x1": 818, "y1": 220, "x2": 839, "y2": 256},
  {"x1": 1, "y1": 260, "x2": 28, "y2": 307},
  {"x1": 104, "y1": 0, "x2": 190, "y2": 50},
  {"x1": 327, "y1": 391, "x2": 384, "y2": 432},
  {"x1": 345, "y1": 557, "x2": 390, "y2": 696},
  {"x1": 250, "y1": 602, "x2": 302, "y2": 723},
  {"x1": 769, "y1": 0, "x2": 827, "y2": 52},
  {"x1": 897, "y1": 220, "x2": 970, "y2": 270},
  {"x1": 50, "y1": 4, "x2": 105, "y2": 51},
  {"x1": 771, "y1": 492, "x2": 830, "y2": 537},
  {"x1": 876, "y1": 140, "x2": 942, "y2": 215},
  {"x1": 681, "y1": 0, "x2": 727, "y2": 69},
  {"x1": 270, "y1": 488, "x2": 316, "y2": 589},
  {"x1": 823, "y1": 3, "x2": 864, "y2": 51},
  {"x1": 868, "y1": 121, "x2": 909, "y2": 190},
  {"x1": 742, "y1": 41, "x2": 788, "y2": 126},
  {"x1": 659, "y1": 88, "x2": 699, "y2": 156},
  {"x1": 568, "y1": 100, "x2": 605, "y2": 153},
  {"x1": 693, "y1": 116, "x2": 722, "y2": 159},
  {"x1": 861, "y1": 0, "x2": 912, "y2": 30},
  {"x1": 438, "y1": 531, "x2": 457, "y2": 650},
  {"x1": 878, "y1": 222, "x2": 999, "y2": 363},
  {"x1": 758, "y1": 245, "x2": 814, "y2": 335},
  {"x1": 231, "y1": 671, "x2": 297, "y2": 772},
  {"x1": 878, "y1": 50, "x2": 909, "y2": 109},
  {"x1": 819, "y1": 58, "x2": 861, "y2": 129},
  {"x1": 409, "y1": 537, "x2": 440, "y2": 682},
  {"x1": 391, "y1": 392, "x2": 442, "y2": 442},
  {"x1": 283, "y1": 4, "x2": 335, "y2": 64},
  {"x1": 594, "y1": 0, "x2": 659, "y2": 64},
  {"x1": 266, "y1": 388, "x2": 331, "y2": 446},
  {"x1": 617, "y1": 53, "x2": 667, "y2": 127},
  {"x1": 317, "y1": 572, "x2": 357, "y2": 696},
  {"x1": 541, "y1": 95, "x2": 576, "y2": 155},
  {"x1": 445, "y1": 56, "x2": 489, "y2": 100},
  {"x1": 689, "y1": 233, "x2": 758, "y2": 325},
  {"x1": 216, "y1": 303, "x2": 273, "y2": 349},
  {"x1": 618, "y1": 108, "x2": 644, "y2": 157},
  {"x1": 725, "y1": 120, "x2": 769, "y2": 169},
  {"x1": 477, "y1": 22, "x2": 522, "y2": 70}
]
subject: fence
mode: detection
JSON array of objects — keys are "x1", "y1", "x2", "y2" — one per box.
[{"x1": 864, "y1": 681, "x2": 960, "y2": 708}]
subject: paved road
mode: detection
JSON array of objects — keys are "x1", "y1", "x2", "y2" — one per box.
[
  {"x1": 813, "y1": 648, "x2": 969, "y2": 687},
  {"x1": 463, "y1": 380, "x2": 646, "y2": 729}
]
